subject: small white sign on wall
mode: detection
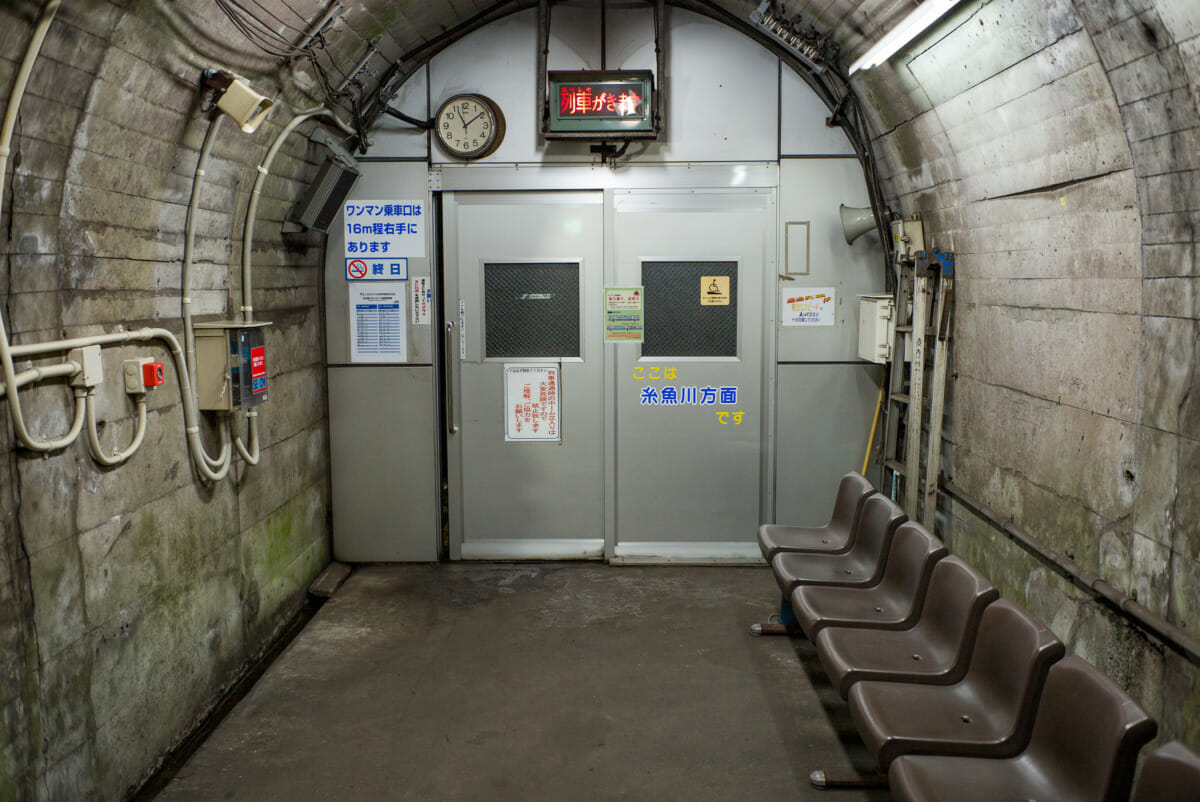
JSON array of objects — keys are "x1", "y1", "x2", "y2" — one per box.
[
  {"x1": 504, "y1": 364, "x2": 560, "y2": 442},
  {"x1": 411, "y1": 276, "x2": 431, "y2": 325},
  {"x1": 782, "y1": 287, "x2": 836, "y2": 327}
]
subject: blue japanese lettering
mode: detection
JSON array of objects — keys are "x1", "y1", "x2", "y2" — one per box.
[{"x1": 640, "y1": 387, "x2": 659, "y2": 405}]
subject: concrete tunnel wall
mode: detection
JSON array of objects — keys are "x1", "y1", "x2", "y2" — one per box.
[
  {"x1": 0, "y1": 0, "x2": 1198, "y2": 799},
  {"x1": 837, "y1": 0, "x2": 1200, "y2": 744}
]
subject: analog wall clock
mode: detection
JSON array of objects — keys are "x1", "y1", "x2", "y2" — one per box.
[{"x1": 434, "y1": 93, "x2": 505, "y2": 160}]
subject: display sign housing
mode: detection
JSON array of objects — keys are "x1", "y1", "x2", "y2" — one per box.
[{"x1": 546, "y1": 70, "x2": 656, "y2": 139}]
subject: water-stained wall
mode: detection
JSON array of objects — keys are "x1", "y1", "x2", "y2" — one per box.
[
  {"x1": 0, "y1": 0, "x2": 394, "y2": 796},
  {"x1": 828, "y1": 0, "x2": 1200, "y2": 744}
]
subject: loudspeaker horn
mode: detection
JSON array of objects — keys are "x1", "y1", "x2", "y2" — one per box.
[{"x1": 839, "y1": 204, "x2": 876, "y2": 245}]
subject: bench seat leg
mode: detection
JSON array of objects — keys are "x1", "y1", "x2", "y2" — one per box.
[
  {"x1": 808, "y1": 769, "x2": 889, "y2": 790},
  {"x1": 750, "y1": 595, "x2": 803, "y2": 636}
]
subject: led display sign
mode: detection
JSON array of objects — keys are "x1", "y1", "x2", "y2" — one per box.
[{"x1": 546, "y1": 70, "x2": 655, "y2": 138}]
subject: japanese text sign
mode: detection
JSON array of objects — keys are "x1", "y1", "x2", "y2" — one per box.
[{"x1": 343, "y1": 200, "x2": 424, "y2": 279}]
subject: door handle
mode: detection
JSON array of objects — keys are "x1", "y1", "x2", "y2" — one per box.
[{"x1": 445, "y1": 321, "x2": 459, "y2": 434}]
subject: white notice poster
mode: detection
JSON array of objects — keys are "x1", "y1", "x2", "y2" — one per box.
[
  {"x1": 411, "y1": 276, "x2": 431, "y2": 325},
  {"x1": 504, "y1": 364, "x2": 560, "y2": 442},
  {"x1": 349, "y1": 282, "x2": 407, "y2": 363},
  {"x1": 781, "y1": 287, "x2": 836, "y2": 327}
]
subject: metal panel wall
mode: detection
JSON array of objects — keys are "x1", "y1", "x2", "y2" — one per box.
[
  {"x1": 774, "y1": 364, "x2": 883, "y2": 526},
  {"x1": 424, "y1": 7, "x2": 779, "y2": 164},
  {"x1": 325, "y1": 161, "x2": 439, "y2": 561},
  {"x1": 779, "y1": 66, "x2": 857, "y2": 156},
  {"x1": 328, "y1": 367, "x2": 439, "y2": 561},
  {"x1": 776, "y1": 157, "x2": 882, "y2": 363}
]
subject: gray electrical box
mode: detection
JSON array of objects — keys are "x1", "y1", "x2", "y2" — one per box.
[{"x1": 194, "y1": 321, "x2": 271, "y2": 411}]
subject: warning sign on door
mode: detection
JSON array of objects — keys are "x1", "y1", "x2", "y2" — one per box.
[
  {"x1": 701, "y1": 276, "x2": 730, "y2": 306},
  {"x1": 504, "y1": 364, "x2": 560, "y2": 442},
  {"x1": 782, "y1": 288, "x2": 836, "y2": 326}
]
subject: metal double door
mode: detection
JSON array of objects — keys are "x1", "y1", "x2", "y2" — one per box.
[{"x1": 444, "y1": 189, "x2": 770, "y2": 561}]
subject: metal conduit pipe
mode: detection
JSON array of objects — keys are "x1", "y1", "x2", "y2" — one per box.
[
  {"x1": 85, "y1": 391, "x2": 148, "y2": 467},
  {"x1": 0, "y1": 361, "x2": 79, "y2": 397},
  {"x1": 0, "y1": 0, "x2": 77, "y2": 451},
  {"x1": 11, "y1": 328, "x2": 231, "y2": 481},
  {"x1": 939, "y1": 478, "x2": 1200, "y2": 669},
  {"x1": 183, "y1": 114, "x2": 231, "y2": 470},
  {"x1": 183, "y1": 114, "x2": 225, "y2": 391},
  {"x1": 236, "y1": 106, "x2": 352, "y2": 467},
  {"x1": 242, "y1": 106, "x2": 347, "y2": 324}
]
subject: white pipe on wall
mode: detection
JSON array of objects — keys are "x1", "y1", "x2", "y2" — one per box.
[
  {"x1": 234, "y1": 106, "x2": 353, "y2": 466},
  {"x1": 85, "y1": 391, "x2": 148, "y2": 466},
  {"x1": 0, "y1": 0, "x2": 76, "y2": 451},
  {"x1": 181, "y1": 113, "x2": 234, "y2": 472}
]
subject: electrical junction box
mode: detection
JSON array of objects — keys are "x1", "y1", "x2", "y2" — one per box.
[
  {"x1": 858, "y1": 294, "x2": 896, "y2": 364},
  {"x1": 193, "y1": 321, "x2": 271, "y2": 411},
  {"x1": 124, "y1": 358, "x2": 165, "y2": 394},
  {"x1": 891, "y1": 217, "x2": 925, "y2": 263}
]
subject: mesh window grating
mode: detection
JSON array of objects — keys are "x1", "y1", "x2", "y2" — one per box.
[
  {"x1": 484, "y1": 262, "x2": 581, "y2": 358},
  {"x1": 642, "y1": 261, "x2": 738, "y2": 357}
]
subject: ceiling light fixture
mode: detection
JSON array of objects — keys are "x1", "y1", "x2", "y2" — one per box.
[{"x1": 848, "y1": 0, "x2": 964, "y2": 75}]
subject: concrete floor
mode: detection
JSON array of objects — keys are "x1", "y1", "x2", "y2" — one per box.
[{"x1": 158, "y1": 564, "x2": 891, "y2": 801}]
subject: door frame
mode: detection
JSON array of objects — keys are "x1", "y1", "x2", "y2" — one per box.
[
  {"x1": 437, "y1": 165, "x2": 780, "y2": 563},
  {"x1": 443, "y1": 189, "x2": 607, "y2": 560}
]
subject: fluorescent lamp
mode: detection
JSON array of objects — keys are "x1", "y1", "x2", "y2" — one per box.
[{"x1": 848, "y1": 0, "x2": 964, "y2": 75}]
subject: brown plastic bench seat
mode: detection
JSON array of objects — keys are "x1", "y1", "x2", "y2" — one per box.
[
  {"x1": 770, "y1": 494, "x2": 906, "y2": 596},
  {"x1": 1131, "y1": 741, "x2": 1200, "y2": 801},
  {"x1": 758, "y1": 472, "x2": 875, "y2": 561},
  {"x1": 888, "y1": 656, "x2": 1157, "y2": 802},
  {"x1": 815, "y1": 557, "x2": 998, "y2": 699},
  {"x1": 789, "y1": 522, "x2": 947, "y2": 640},
  {"x1": 849, "y1": 599, "x2": 1065, "y2": 769}
]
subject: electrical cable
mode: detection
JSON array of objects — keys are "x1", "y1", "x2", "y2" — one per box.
[{"x1": 243, "y1": 0, "x2": 311, "y2": 36}]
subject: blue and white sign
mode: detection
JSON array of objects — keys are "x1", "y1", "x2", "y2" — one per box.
[{"x1": 343, "y1": 200, "x2": 425, "y2": 280}]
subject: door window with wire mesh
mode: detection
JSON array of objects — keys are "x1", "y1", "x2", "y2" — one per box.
[
  {"x1": 641, "y1": 261, "x2": 737, "y2": 357},
  {"x1": 484, "y1": 262, "x2": 581, "y2": 358}
]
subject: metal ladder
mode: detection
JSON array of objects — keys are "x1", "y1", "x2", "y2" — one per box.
[{"x1": 882, "y1": 250, "x2": 955, "y2": 529}]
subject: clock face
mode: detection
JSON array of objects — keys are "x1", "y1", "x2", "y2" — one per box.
[{"x1": 435, "y1": 94, "x2": 505, "y2": 159}]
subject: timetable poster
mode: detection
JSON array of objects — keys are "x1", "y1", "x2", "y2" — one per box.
[{"x1": 349, "y1": 282, "x2": 407, "y2": 363}]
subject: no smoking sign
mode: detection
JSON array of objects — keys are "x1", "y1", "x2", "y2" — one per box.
[{"x1": 345, "y1": 257, "x2": 408, "y2": 281}]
